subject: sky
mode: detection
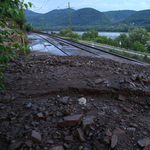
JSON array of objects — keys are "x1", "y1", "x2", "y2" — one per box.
[{"x1": 24, "y1": 0, "x2": 150, "y2": 14}]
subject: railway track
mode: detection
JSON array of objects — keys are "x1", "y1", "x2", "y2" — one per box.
[{"x1": 32, "y1": 32, "x2": 149, "y2": 65}]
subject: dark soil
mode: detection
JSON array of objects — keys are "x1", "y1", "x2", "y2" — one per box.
[{"x1": 1, "y1": 52, "x2": 150, "y2": 150}]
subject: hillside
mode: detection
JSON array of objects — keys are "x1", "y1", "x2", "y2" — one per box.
[
  {"x1": 24, "y1": 9, "x2": 40, "y2": 17},
  {"x1": 26, "y1": 8, "x2": 76, "y2": 27},
  {"x1": 70, "y1": 8, "x2": 111, "y2": 26},
  {"x1": 120, "y1": 9, "x2": 150, "y2": 25},
  {"x1": 25, "y1": 8, "x2": 111, "y2": 27},
  {"x1": 104, "y1": 10, "x2": 136, "y2": 22}
]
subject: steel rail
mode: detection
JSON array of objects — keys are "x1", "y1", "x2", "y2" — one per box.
[
  {"x1": 33, "y1": 32, "x2": 149, "y2": 64},
  {"x1": 34, "y1": 34, "x2": 69, "y2": 56}
]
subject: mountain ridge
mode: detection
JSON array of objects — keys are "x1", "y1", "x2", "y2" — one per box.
[{"x1": 25, "y1": 8, "x2": 150, "y2": 28}]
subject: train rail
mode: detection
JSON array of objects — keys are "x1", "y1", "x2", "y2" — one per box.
[{"x1": 32, "y1": 32, "x2": 149, "y2": 65}]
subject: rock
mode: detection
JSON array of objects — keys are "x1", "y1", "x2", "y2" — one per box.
[
  {"x1": 31, "y1": 121, "x2": 39, "y2": 127},
  {"x1": 83, "y1": 116, "x2": 94, "y2": 129},
  {"x1": 47, "y1": 140, "x2": 54, "y2": 144},
  {"x1": 8, "y1": 141, "x2": 22, "y2": 150},
  {"x1": 29, "y1": 130, "x2": 41, "y2": 143},
  {"x1": 138, "y1": 138, "x2": 150, "y2": 147},
  {"x1": 127, "y1": 128, "x2": 136, "y2": 132},
  {"x1": 63, "y1": 143, "x2": 70, "y2": 149},
  {"x1": 143, "y1": 147, "x2": 148, "y2": 150},
  {"x1": 4, "y1": 94, "x2": 12, "y2": 102},
  {"x1": 25, "y1": 140, "x2": 33, "y2": 148},
  {"x1": 112, "y1": 128, "x2": 125, "y2": 135},
  {"x1": 58, "y1": 114, "x2": 83, "y2": 127},
  {"x1": 118, "y1": 95, "x2": 126, "y2": 101},
  {"x1": 50, "y1": 146, "x2": 64, "y2": 150},
  {"x1": 105, "y1": 130, "x2": 112, "y2": 137},
  {"x1": 77, "y1": 128, "x2": 85, "y2": 142},
  {"x1": 56, "y1": 111, "x2": 63, "y2": 117},
  {"x1": 78, "y1": 97, "x2": 86, "y2": 105},
  {"x1": 26, "y1": 102, "x2": 32, "y2": 108},
  {"x1": 123, "y1": 107, "x2": 132, "y2": 113},
  {"x1": 59, "y1": 96, "x2": 69, "y2": 104},
  {"x1": 94, "y1": 78, "x2": 105, "y2": 84},
  {"x1": 103, "y1": 136, "x2": 110, "y2": 144},
  {"x1": 37, "y1": 113, "x2": 44, "y2": 119},
  {"x1": 111, "y1": 135, "x2": 118, "y2": 148},
  {"x1": 131, "y1": 74, "x2": 138, "y2": 81},
  {"x1": 64, "y1": 136, "x2": 74, "y2": 142}
]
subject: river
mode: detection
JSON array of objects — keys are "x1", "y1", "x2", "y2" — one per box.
[{"x1": 44, "y1": 31, "x2": 125, "y2": 39}]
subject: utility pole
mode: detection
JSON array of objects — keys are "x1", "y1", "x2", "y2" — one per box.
[{"x1": 68, "y1": 2, "x2": 72, "y2": 40}]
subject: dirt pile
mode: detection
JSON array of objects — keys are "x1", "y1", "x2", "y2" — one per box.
[{"x1": 0, "y1": 53, "x2": 150, "y2": 150}]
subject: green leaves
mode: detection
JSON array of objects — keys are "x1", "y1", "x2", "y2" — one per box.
[
  {"x1": 0, "y1": 0, "x2": 33, "y2": 90},
  {"x1": 24, "y1": 4, "x2": 28, "y2": 9},
  {"x1": 28, "y1": 2, "x2": 33, "y2": 8}
]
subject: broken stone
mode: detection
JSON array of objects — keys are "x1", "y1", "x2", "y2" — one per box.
[
  {"x1": 47, "y1": 140, "x2": 54, "y2": 144},
  {"x1": 26, "y1": 102, "x2": 32, "y2": 108},
  {"x1": 58, "y1": 114, "x2": 83, "y2": 127},
  {"x1": 50, "y1": 146, "x2": 64, "y2": 150},
  {"x1": 118, "y1": 95, "x2": 126, "y2": 101},
  {"x1": 112, "y1": 128, "x2": 125, "y2": 135},
  {"x1": 25, "y1": 140, "x2": 33, "y2": 148},
  {"x1": 63, "y1": 143, "x2": 70, "y2": 149},
  {"x1": 56, "y1": 111, "x2": 63, "y2": 117},
  {"x1": 77, "y1": 128, "x2": 85, "y2": 142},
  {"x1": 111, "y1": 135, "x2": 118, "y2": 148},
  {"x1": 105, "y1": 129, "x2": 112, "y2": 137},
  {"x1": 94, "y1": 78, "x2": 105, "y2": 84},
  {"x1": 131, "y1": 74, "x2": 138, "y2": 81},
  {"x1": 59, "y1": 96, "x2": 69, "y2": 104},
  {"x1": 8, "y1": 141, "x2": 22, "y2": 150},
  {"x1": 103, "y1": 136, "x2": 110, "y2": 144},
  {"x1": 123, "y1": 107, "x2": 132, "y2": 113},
  {"x1": 37, "y1": 113, "x2": 44, "y2": 119},
  {"x1": 83, "y1": 116, "x2": 94, "y2": 129},
  {"x1": 29, "y1": 130, "x2": 41, "y2": 143},
  {"x1": 138, "y1": 138, "x2": 150, "y2": 147},
  {"x1": 127, "y1": 127, "x2": 136, "y2": 132},
  {"x1": 64, "y1": 136, "x2": 74, "y2": 142},
  {"x1": 78, "y1": 97, "x2": 86, "y2": 105}
]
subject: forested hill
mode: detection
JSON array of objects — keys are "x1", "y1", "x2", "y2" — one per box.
[
  {"x1": 25, "y1": 9, "x2": 40, "y2": 17},
  {"x1": 104, "y1": 10, "x2": 136, "y2": 22},
  {"x1": 71, "y1": 8, "x2": 111, "y2": 26},
  {"x1": 25, "y1": 8, "x2": 150, "y2": 28},
  {"x1": 25, "y1": 8, "x2": 111, "y2": 27},
  {"x1": 120, "y1": 9, "x2": 150, "y2": 25}
]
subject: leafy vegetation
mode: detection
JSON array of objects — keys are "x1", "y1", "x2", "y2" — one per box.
[
  {"x1": 0, "y1": 0, "x2": 32, "y2": 90},
  {"x1": 56, "y1": 28, "x2": 150, "y2": 60}
]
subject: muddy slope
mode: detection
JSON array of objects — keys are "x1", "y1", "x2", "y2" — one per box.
[{"x1": 0, "y1": 54, "x2": 150, "y2": 150}]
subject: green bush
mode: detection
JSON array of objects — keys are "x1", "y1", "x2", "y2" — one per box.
[
  {"x1": 147, "y1": 45, "x2": 150, "y2": 53},
  {"x1": 23, "y1": 24, "x2": 34, "y2": 32},
  {"x1": 131, "y1": 41, "x2": 146, "y2": 52}
]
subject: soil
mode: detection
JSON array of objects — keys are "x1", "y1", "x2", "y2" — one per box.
[{"x1": 0, "y1": 51, "x2": 150, "y2": 150}]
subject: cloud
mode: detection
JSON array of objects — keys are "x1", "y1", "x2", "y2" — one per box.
[{"x1": 140, "y1": 2, "x2": 150, "y2": 9}]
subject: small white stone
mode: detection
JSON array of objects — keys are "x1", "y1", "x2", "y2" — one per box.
[{"x1": 78, "y1": 97, "x2": 86, "y2": 105}]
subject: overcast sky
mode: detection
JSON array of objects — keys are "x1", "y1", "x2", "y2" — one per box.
[{"x1": 24, "y1": 0, "x2": 150, "y2": 14}]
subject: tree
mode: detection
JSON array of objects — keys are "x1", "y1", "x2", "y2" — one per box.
[
  {"x1": 0, "y1": 0, "x2": 32, "y2": 90},
  {"x1": 131, "y1": 41, "x2": 146, "y2": 52},
  {"x1": 128, "y1": 28, "x2": 150, "y2": 45}
]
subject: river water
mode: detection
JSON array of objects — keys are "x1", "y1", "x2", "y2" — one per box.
[{"x1": 45, "y1": 31, "x2": 125, "y2": 39}]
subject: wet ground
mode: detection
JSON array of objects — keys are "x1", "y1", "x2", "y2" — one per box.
[
  {"x1": 28, "y1": 33, "x2": 149, "y2": 66},
  {"x1": 0, "y1": 34, "x2": 150, "y2": 150}
]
